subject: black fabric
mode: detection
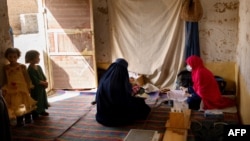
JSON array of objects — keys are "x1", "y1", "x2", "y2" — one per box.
[
  {"x1": 95, "y1": 58, "x2": 151, "y2": 127},
  {"x1": 0, "y1": 94, "x2": 12, "y2": 140},
  {"x1": 176, "y1": 69, "x2": 193, "y2": 89},
  {"x1": 214, "y1": 76, "x2": 227, "y2": 94},
  {"x1": 191, "y1": 121, "x2": 230, "y2": 141},
  {"x1": 185, "y1": 22, "x2": 200, "y2": 60},
  {"x1": 186, "y1": 87, "x2": 201, "y2": 110}
]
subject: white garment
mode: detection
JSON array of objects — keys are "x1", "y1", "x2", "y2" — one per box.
[{"x1": 108, "y1": 0, "x2": 185, "y2": 88}]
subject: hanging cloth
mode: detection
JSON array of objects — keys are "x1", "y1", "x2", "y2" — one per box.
[
  {"x1": 185, "y1": 22, "x2": 200, "y2": 59},
  {"x1": 181, "y1": 0, "x2": 203, "y2": 22}
]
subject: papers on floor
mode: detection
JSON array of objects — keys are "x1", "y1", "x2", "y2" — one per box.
[
  {"x1": 135, "y1": 93, "x2": 149, "y2": 99},
  {"x1": 159, "y1": 89, "x2": 187, "y2": 102},
  {"x1": 204, "y1": 109, "x2": 224, "y2": 119},
  {"x1": 123, "y1": 129, "x2": 160, "y2": 141}
]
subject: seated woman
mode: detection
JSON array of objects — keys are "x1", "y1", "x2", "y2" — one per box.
[
  {"x1": 183, "y1": 55, "x2": 235, "y2": 110},
  {"x1": 95, "y1": 58, "x2": 151, "y2": 127}
]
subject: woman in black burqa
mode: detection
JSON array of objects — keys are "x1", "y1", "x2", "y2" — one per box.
[{"x1": 95, "y1": 58, "x2": 151, "y2": 126}]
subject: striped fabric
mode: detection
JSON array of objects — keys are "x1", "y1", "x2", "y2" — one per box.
[{"x1": 11, "y1": 91, "x2": 239, "y2": 141}]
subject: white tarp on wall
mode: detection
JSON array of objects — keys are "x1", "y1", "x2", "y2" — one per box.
[{"x1": 108, "y1": 0, "x2": 185, "y2": 88}]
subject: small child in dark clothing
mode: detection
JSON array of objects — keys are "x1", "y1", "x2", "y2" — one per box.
[{"x1": 25, "y1": 50, "x2": 49, "y2": 119}]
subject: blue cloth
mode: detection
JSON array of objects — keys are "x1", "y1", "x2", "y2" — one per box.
[
  {"x1": 185, "y1": 22, "x2": 200, "y2": 60},
  {"x1": 186, "y1": 86, "x2": 201, "y2": 110},
  {"x1": 95, "y1": 58, "x2": 151, "y2": 126},
  {"x1": 9, "y1": 27, "x2": 14, "y2": 46}
]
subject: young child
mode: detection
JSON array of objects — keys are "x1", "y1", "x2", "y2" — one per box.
[
  {"x1": 129, "y1": 77, "x2": 146, "y2": 97},
  {"x1": 1, "y1": 48, "x2": 37, "y2": 127},
  {"x1": 25, "y1": 50, "x2": 49, "y2": 119}
]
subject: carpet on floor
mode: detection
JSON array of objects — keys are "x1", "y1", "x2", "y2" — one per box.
[
  {"x1": 11, "y1": 90, "x2": 96, "y2": 141},
  {"x1": 11, "y1": 90, "x2": 239, "y2": 141}
]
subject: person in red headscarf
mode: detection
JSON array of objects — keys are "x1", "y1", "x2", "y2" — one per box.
[{"x1": 184, "y1": 55, "x2": 235, "y2": 110}]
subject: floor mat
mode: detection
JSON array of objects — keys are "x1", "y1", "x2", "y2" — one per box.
[{"x1": 11, "y1": 90, "x2": 95, "y2": 141}]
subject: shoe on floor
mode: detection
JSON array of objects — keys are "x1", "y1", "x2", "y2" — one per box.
[
  {"x1": 40, "y1": 111, "x2": 49, "y2": 116},
  {"x1": 25, "y1": 119, "x2": 32, "y2": 124},
  {"x1": 91, "y1": 101, "x2": 96, "y2": 105},
  {"x1": 32, "y1": 112, "x2": 40, "y2": 120}
]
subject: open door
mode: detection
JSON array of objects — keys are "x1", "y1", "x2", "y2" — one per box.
[{"x1": 44, "y1": 0, "x2": 97, "y2": 89}]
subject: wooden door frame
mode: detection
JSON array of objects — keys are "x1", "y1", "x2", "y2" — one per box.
[{"x1": 42, "y1": 0, "x2": 97, "y2": 90}]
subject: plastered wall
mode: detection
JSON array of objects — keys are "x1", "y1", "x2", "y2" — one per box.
[
  {"x1": 199, "y1": 0, "x2": 239, "y2": 94},
  {"x1": 93, "y1": 0, "x2": 111, "y2": 64},
  {"x1": 7, "y1": 0, "x2": 38, "y2": 35},
  {"x1": 94, "y1": 0, "x2": 239, "y2": 66},
  {"x1": 0, "y1": 0, "x2": 11, "y2": 86},
  {"x1": 199, "y1": 0, "x2": 238, "y2": 62},
  {"x1": 237, "y1": 0, "x2": 250, "y2": 124}
]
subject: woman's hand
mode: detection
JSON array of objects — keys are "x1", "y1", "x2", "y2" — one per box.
[
  {"x1": 40, "y1": 81, "x2": 48, "y2": 88},
  {"x1": 180, "y1": 86, "x2": 192, "y2": 97},
  {"x1": 159, "y1": 88, "x2": 170, "y2": 93},
  {"x1": 184, "y1": 93, "x2": 192, "y2": 97},
  {"x1": 43, "y1": 81, "x2": 48, "y2": 88},
  {"x1": 180, "y1": 86, "x2": 188, "y2": 92}
]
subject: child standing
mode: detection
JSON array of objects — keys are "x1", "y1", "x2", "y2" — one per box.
[
  {"x1": 25, "y1": 50, "x2": 49, "y2": 119},
  {"x1": 1, "y1": 48, "x2": 37, "y2": 127}
]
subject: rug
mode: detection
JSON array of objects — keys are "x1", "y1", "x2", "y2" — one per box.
[
  {"x1": 11, "y1": 90, "x2": 239, "y2": 141},
  {"x1": 11, "y1": 90, "x2": 96, "y2": 141},
  {"x1": 54, "y1": 92, "x2": 169, "y2": 141},
  {"x1": 11, "y1": 91, "x2": 170, "y2": 141},
  {"x1": 55, "y1": 105, "x2": 169, "y2": 141}
]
